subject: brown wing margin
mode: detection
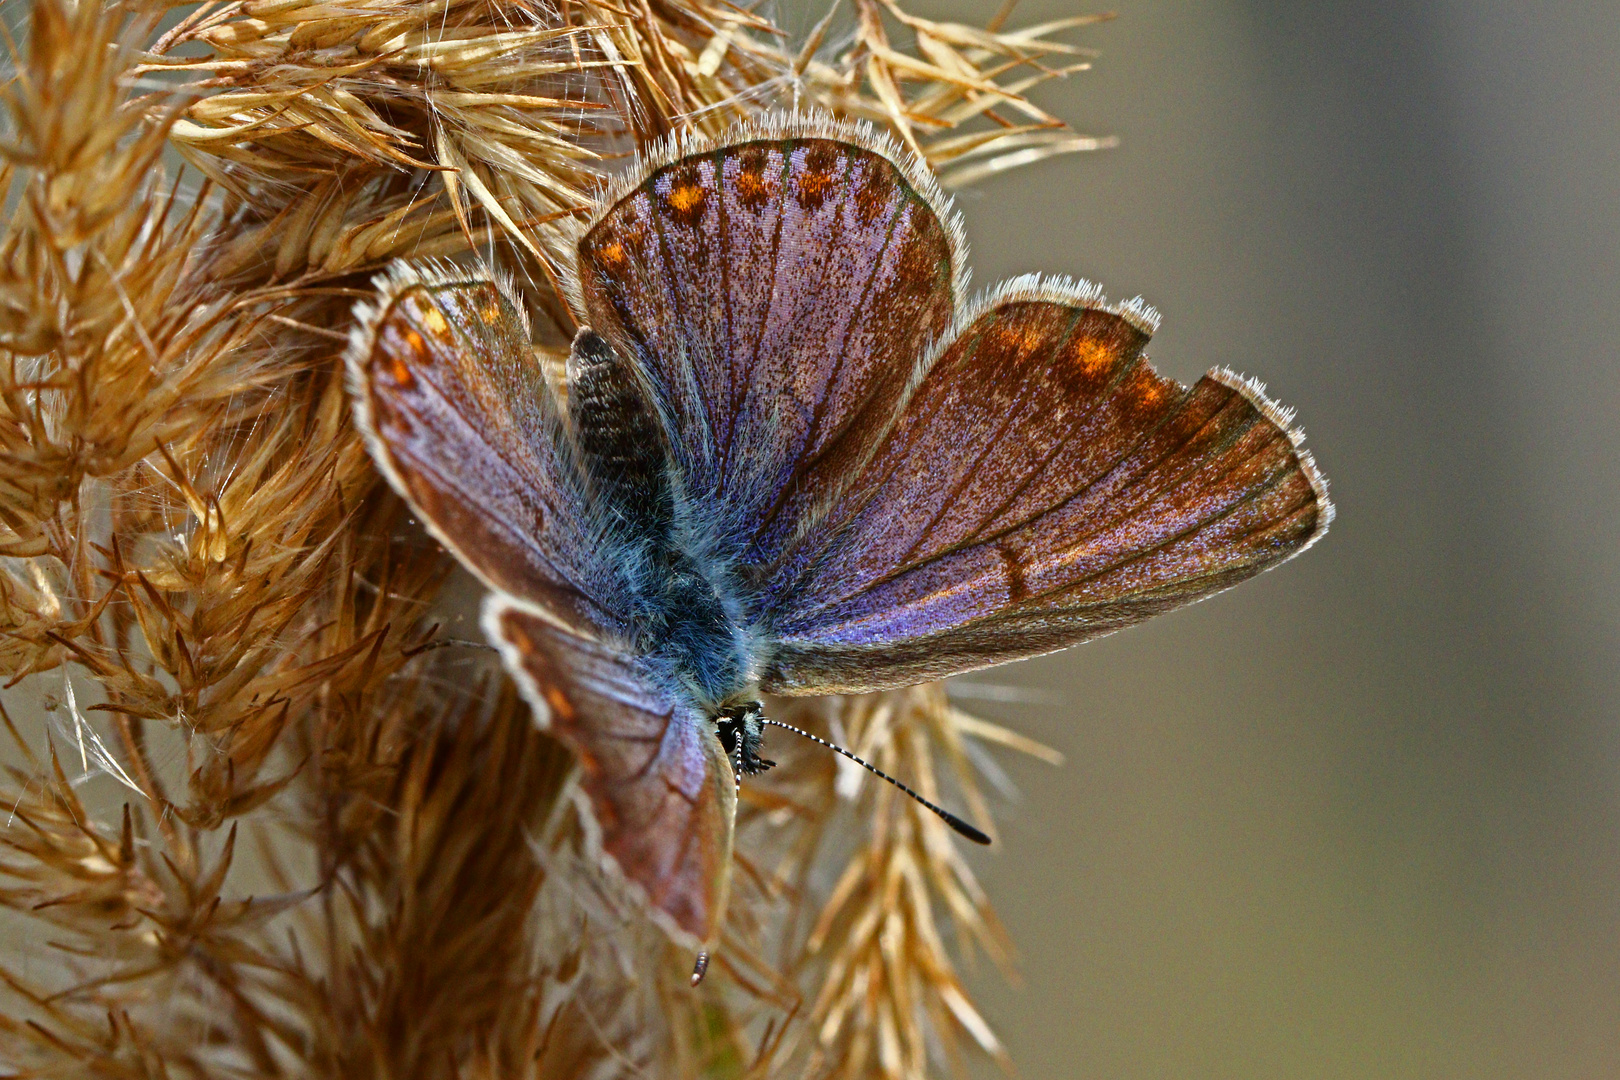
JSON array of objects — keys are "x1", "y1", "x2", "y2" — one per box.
[
  {"x1": 760, "y1": 278, "x2": 1332, "y2": 694},
  {"x1": 484, "y1": 596, "x2": 737, "y2": 950}
]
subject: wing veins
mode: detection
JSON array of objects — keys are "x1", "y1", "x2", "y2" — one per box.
[
  {"x1": 808, "y1": 451, "x2": 1308, "y2": 640},
  {"x1": 647, "y1": 187, "x2": 719, "y2": 488},
  {"x1": 714, "y1": 148, "x2": 737, "y2": 467},
  {"x1": 896, "y1": 307, "x2": 1085, "y2": 565},
  {"x1": 761, "y1": 332, "x2": 966, "y2": 605},
  {"x1": 754, "y1": 188, "x2": 910, "y2": 540},
  {"x1": 729, "y1": 145, "x2": 794, "y2": 489},
  {"x1": 400, "y1": 443, "x2": 598, "y2": 610},
  {"x1": 786, "y1": 379, "x2": 1264, "y2": 622},
  {"x1": 956, "y1": 319, "x2": 1140, "y2": 549},
  {"x1": 771, "y1": 312, "x2": 1144, "y2": 613}
]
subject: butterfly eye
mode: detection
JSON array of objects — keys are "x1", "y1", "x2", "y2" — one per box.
[
  {"x1": 715, "y1": 714, "x2": 739, "y2": 756},
  {"x1": 713, "y1": 703, "x2": 774, "y2": 775}
]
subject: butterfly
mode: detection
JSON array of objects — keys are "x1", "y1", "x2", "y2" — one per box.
[{"x1": 344, "y1": 112, "x2": 1331, "y2": 981}]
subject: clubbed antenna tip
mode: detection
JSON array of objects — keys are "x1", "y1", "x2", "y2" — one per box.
[{"x1": 762, "y1": 719, "x2": 991, "y2": 845}]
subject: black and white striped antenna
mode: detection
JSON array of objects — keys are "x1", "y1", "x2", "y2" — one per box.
[{"x1": 761, "y1": 718, "x2": 991, "y2": 845}]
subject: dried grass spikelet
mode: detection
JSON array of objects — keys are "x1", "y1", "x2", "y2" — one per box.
[
  {"x1": 0, "y1": 0, "x2": 1104, "y2": 1075},
  {"x1": 714, "y1": 686, "x2": 1066, "y2": 1079}
]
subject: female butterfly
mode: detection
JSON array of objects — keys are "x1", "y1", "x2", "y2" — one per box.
[{"x1": 345, "y1": 112, "x2": 1332, "y2": 981}]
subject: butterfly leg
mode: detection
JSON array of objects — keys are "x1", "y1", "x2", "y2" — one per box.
[{"x1": 698, "y1": 704, "x2": 769, "y2": 987}]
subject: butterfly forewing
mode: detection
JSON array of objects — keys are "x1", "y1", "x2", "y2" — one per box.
[
  {"x1": 759, "y1": 286, "x2": 1331, "y2": 694},
  {"x1": 487, "y1": 598, "x2": 737, "y2": 950},
  {"x1": 574, "y1": 119, "x2": 960, "y2": 566},
  {"x1": 347, "y1": 265, "x2": 628, "y2": 639}
]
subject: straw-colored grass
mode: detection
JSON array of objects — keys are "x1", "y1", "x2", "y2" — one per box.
[{"x1": 0, "y1": 0, "x2": 1105, "y2": 1075}]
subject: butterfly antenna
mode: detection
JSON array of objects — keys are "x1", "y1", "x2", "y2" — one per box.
[{"x1": 761, "y1": 719, "x2": 991, "y2": 845}]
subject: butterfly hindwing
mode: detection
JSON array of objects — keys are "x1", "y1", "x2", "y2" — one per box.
[
  {"x1": 351, "y1": 266, "x2": 738, "y2": 948},
  {"x1": 572, "y1": 116, "x2": 961, "y2": 567},
  {"x1": 759, "y1": 281, "x2": 1333, "y2": 694},
  {"x1": 486, "y1": 597, "x2": 737, "y2": 950},
  {"x1": 346, "y1": 264, "x2": 628, "y2": 639}
]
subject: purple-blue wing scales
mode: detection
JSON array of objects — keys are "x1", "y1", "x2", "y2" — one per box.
[
  {"x1": 486, "y1": 597, "x2": 736, "y2": 950},
  {"x1": 571, "y1": 117, "x2": 961, "y2": 567},
  {"x1": 346, "y1": 262, "x2": 628, "y2": 638},
  {"x1": 759, "y1": 283, "x2": 1333, "y2": 694}
]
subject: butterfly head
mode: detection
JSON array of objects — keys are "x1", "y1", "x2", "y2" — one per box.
[{"x1": 714, "y1": 701, "x2": 774, "y2": 777}]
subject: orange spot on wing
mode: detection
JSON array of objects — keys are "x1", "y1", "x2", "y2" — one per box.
[
  {"x1": 733, "y1": 157, "x2": 771, "y2": 208},
  {"x1": 544, "y1": 684, "x2": 576, "y2": 723},
  {"x1": 659, "y1": 169, "x2": 710, "y2": 227},
  {"x1": 794, "y1": 142, "x2": 842, "y2": 209},
  {"x1": 598, "y1": 240, "x2": 627, "y2": 268},
  {"x1": 386, "y1": 355, "x2": 414, "y2": 387},
  {"x1": 984, "y1": 316, "x2": 1044, "y2": 358},
  {"x1": 667, "y1": 182, "x2": 705, "y2": 214},
  {"x1": 1069, "y1": 338, "x2": 1119, "y2": 375},
  {"x1": 1136, "y1": 379, "x2": 1167, "y2": 406},
  {"x1": 378, "y1": 326, "x2": 427, "y2": 387},
  {"x1": 796, "y1": 167, "x2": 835, "y2": 207}
]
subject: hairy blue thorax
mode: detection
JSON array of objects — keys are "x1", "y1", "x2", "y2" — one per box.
[{"x1": 566, "y1": 329, "x2": 754, "y2": 707}]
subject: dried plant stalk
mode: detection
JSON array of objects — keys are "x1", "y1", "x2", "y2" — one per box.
[{"x1": 0, "y1": 0, "x2": 1103, "y2": 1075}]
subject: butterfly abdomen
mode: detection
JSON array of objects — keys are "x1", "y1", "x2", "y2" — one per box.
[{"x1": 567, "y1": 328, "x2": 675, "y2": 543}]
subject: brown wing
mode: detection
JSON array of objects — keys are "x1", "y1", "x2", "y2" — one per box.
[
  {"x1": 571, "y1": 115, "x2": 961, "y2": 568},
  {"x1": 346, "y1": 262, "x2": 630, "y2": 639},
  {"x1": 759, "y1": 280, "x2": 1333, "y2": 694},
  {"x1": 485, "y1": 597, "x2": 736, "y2": 950}
]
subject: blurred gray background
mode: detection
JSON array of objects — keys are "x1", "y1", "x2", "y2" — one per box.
[{"x1": 851, "y1": 1, "x2": 1620, "y2": 1076}]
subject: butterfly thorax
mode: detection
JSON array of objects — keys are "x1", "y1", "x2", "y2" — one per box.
[{"x1": 567, "y1": 329, "x2": 754, "y2": 708}]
